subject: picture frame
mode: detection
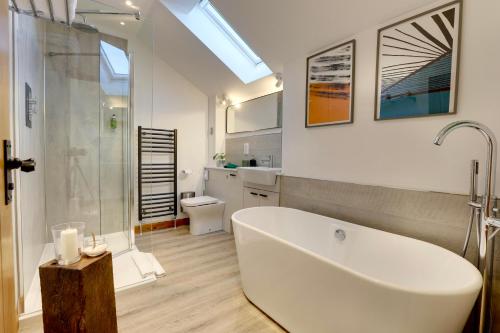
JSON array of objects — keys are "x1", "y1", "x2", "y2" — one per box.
[
  {"x1": 305, "y1": 39, "x2": 355, "y2": 127},
  {"x1": 374, "y1": 1, "x2": 462, "y2": 121}
]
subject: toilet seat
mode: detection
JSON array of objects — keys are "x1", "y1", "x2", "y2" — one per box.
[
  {"x1": 181, "y1": 196, "x2": 218, "y2": 207},
  {"x1": 181, "y1": 196, "x2": 225, "y2": 236}
]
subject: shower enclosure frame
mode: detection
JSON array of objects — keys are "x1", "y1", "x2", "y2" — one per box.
[{"x1": 10, "y1": 11, "x2": 137, "y2": 316}]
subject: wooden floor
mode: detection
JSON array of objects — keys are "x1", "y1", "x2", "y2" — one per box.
[{"x1": 20, "y1": 227, "x2": 284, "y2": 333}]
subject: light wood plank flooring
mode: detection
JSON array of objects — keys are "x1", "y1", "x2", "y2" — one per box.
[{"x1": 20, "y1": 227, "x2": 284, "y2": 333}]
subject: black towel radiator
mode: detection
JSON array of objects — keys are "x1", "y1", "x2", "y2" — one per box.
[{"x1": 138, "y1": 126, "x2": 177, "y2": 223}]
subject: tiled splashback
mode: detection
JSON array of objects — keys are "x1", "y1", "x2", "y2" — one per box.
[{"x1": 225, "y1": 133, "x2": 282, "y2": 168}]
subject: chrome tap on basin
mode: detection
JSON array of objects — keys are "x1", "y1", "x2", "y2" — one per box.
[{"x1": 434, "y1": 120, "x2": 499, "y2": 333}]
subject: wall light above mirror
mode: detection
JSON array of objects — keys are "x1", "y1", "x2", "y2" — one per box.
[{"x1": 226, "y1": 91, "x2": 283, "y2": 134}]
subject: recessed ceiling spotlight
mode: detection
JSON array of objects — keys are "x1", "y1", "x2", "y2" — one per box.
[{"x1": 120, "y1": 21, "x2": 126, "y2": 26}]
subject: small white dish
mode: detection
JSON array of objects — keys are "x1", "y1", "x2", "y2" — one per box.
[{"x1": 83, "y1": 244, "x2": 107, "y2": 257}]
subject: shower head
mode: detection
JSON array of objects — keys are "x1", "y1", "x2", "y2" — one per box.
[{"x1": 71, "y1": 22, "x2": 99, "y2": 34}]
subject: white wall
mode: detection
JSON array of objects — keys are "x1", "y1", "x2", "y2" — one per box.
[
  {"x1": 207, "y1": 96, "x2": 227, "y2": 167},
  {"x1": 151, "y1": 56, "x2": 208, "y2": 218},
  {"x1": 282, "y1": 0, "x2": 500, "y2": 195},
  {"x1": 128, "y1": 36, "x2": 154, "y2": 228}
]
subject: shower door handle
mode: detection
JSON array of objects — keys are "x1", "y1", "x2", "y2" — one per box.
[
  {"x1": 3, "y1": 140, "x2": 36, "y2": 205},
  {"x1": 7, "y1": 158, "x2": 36, "y2": 173}
]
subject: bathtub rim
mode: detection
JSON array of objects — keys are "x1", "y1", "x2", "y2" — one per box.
[{"x1": 232, "y1": 206, "x2": 483, "y2": 298}]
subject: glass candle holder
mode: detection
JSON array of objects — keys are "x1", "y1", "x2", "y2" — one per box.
[
  {"x1": 51, "y1": 222, "x2": 85, "y2": 265},
  {"x1": 84, "y1": 234, "x2": 106, "y2": 249}
]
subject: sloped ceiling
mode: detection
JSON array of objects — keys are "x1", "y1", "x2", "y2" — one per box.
[
  {"x1": 150, "y1": 2, "x2": 254, "y2": 98},
  {"x1": 97, "y1": 0, "x2": 440, "y2": 98},
  {"x1": 210, "y1": 0, "x2": 440, "y2": 69}
]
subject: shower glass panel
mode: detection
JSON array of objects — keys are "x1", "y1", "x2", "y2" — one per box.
[
  {"x1": 78, "y1": 0, "x2": 156, "y2": 255},
  {"x1": 44, "y1": 24, "x2": 131, "y2": 254},
  {"x1": 12, "y1": 0, "x2": 154, "y2": 316},
  {"x1": 99, "y1": 37, "x2": 132, "y2": 248},
  {"x1": 44, "y1": 23, "x2": 102, "y2": 237}
]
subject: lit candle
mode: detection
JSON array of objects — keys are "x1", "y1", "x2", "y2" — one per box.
[{"x1": 60, "y1": 228, "x2": 79, "y2": 262}]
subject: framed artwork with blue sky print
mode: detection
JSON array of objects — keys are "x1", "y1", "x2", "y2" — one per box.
[{"x1": 374, "y1": 1, "x2": 462, "y2": 120}]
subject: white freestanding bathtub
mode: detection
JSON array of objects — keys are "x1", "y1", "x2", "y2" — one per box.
[{"x1": 232, "y1": 207, "x2": 482, "y2": 333}]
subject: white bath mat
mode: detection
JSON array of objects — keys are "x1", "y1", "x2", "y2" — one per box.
[
  {"x1": 148, "y1": 253, "x2": 166, "y2": 278},
  {"x1": 132, "y1": 252, "x2": 166, "y2": 279}
]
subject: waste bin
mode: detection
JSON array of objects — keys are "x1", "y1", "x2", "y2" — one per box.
[{"x1": 180, "y1": 191, "x2": 196, "y2": 212}]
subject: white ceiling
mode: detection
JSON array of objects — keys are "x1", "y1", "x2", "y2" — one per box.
[
  {"x1": 150, "y1": 1, "x2": 283, "y2": 101},
  {"x1": 95, "y1": 0, "x2": 440, "y2": 98},
  {"x1": 211, "y1": 0, "x2": 440, "y2": 69}
]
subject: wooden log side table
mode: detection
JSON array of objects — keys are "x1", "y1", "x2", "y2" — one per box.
[{"x1": 39, "y1": 252, "x2": 118, "y2": 333}]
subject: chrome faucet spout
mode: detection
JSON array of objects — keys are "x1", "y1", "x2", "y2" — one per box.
[
  {"x1": 433, "y1": 120, "x2": 498, "y2": 333},
  {"x1": 434, "y1": 120, "x2": 497, "y2": 147},
  {"x1": 433, "y1": 120, "x2": 497, "y2": 218}
]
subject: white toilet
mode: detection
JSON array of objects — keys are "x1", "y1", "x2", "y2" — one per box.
[{"x1": 180, "y1": 196, "x2": 225, "y2": 235}]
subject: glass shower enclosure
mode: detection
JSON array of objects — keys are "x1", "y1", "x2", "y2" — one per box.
[
  {"x1": 11, "y1": 5, "x2": 151, "y2": 315},
  {"x1": 43, "y1": 23, "x2": 133, "y2": 253}
]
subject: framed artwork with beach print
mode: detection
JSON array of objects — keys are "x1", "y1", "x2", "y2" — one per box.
[
  {"x1": 375, "y1": 1, "x2": 462, "y2": 120},
  {"x1": 305, "y1": 40, "x2": 355, "y2": 127}
]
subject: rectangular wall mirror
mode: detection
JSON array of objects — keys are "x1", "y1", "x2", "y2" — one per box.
[{"x1": 226, "y1": 91, "x2": 282, "y2": 134}]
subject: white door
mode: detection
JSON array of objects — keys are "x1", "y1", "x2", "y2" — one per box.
[{"x1": 0, "y1": 0, "x2": 19, "y2": 330}]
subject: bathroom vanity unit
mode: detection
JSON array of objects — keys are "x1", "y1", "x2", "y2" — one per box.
[{"x1": 204, "y1": 167, "x2": 281, "y2": 233}]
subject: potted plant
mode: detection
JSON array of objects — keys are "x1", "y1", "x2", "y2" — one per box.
[{"x1": 213, "y1": 153, "x2": 226, "y2": 168}]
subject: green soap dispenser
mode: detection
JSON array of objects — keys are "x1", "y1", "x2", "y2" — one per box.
[{"x1": 110, "y1": 114, "x2": 117, "y2": 130}]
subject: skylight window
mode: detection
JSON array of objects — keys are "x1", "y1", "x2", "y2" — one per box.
[
  {"x1": 162, "y1": 0, "x2": 272, "y2": 84},
  {"x1": 199, "y1": 0, "x2": 263, "y2": 66},
  {"x1": 100, "y1": 41, "x2": 129, "y2": 77}
]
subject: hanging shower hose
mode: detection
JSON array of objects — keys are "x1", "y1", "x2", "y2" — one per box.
[{"x1": 462, "y1": 206, "x2": 480, "y2": 258}]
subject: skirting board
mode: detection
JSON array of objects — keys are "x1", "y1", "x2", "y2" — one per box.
[{"x1": 134, "y1": 218, "x2": 189, "y2": 234}]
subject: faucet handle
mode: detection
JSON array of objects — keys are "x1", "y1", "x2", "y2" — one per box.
[
  {"x1": 487, "y1": 217, "x2": 500, "y2": 229},
  {"x1": 468, "y1": 201, "x2": 482, "y2": 209}
]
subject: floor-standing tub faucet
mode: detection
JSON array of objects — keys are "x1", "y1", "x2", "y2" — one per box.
[{"x1": 434, "y1": 120, "x2": 499, "y2": 333}]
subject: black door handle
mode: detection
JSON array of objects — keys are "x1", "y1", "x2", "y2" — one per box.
[
  {"x1": 4, "y1": 140, "x2": 36, "y2": 205},
  {"x1": 7, "y1": 158, "x2": 36, "y2": 173}
]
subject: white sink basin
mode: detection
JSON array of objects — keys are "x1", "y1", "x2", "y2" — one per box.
[{"x1": 238, "y1": 167, "x2": 282, "y2": 185}]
